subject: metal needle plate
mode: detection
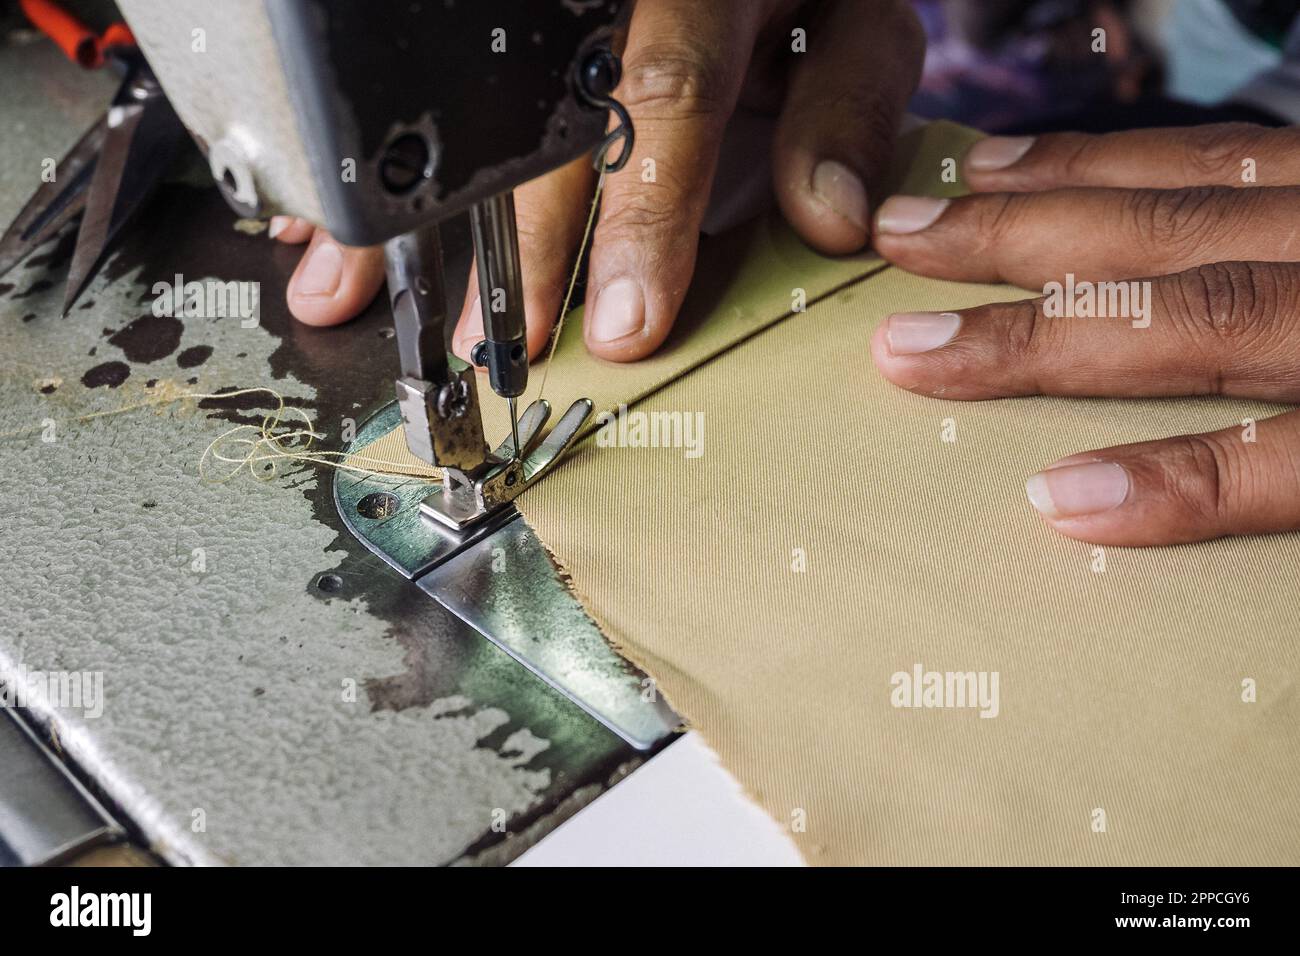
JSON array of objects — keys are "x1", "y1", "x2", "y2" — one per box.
[
  {"x1": 335, "y1": 401, "x2": 519, "y2": 579},
  {"x1": 336, "y1": 402, "x2": 680, "y2": 750}
]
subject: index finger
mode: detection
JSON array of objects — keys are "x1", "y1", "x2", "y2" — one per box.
[{"x1": 963, "y1": 124, "x2": 1300, "y2": 194}]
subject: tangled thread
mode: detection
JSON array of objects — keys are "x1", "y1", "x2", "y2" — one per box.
[
  {"x1": 195, "y1": 387, "x2": 438, "y2": 483},
  {"x1": 5, "y1": 384, "x2": 436, "y2": 484}
]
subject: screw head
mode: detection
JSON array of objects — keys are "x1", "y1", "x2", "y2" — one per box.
[
  {"x1": 436, "y1": 380, "x2": 471, "y2": 419},
  {"x1": 580, "y1": 49, "x2": 620, "y2": 101}
]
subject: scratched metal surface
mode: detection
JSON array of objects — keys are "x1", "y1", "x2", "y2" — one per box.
[{"x1": 0, "y1": 27, "x2": 635, "y2": 865}]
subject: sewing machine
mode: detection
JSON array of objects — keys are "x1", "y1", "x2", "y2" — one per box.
[
  {"x1": 103, "y1": 0, "x2": 677, "y2": 750},
  {"x1": 0, "y1": 0, "x2": 683, "y2": 866},
  {"x1": 120, "y1": 0, "x2": 623, "y2": 522}
]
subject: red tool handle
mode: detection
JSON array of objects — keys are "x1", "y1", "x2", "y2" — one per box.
[{"x1": 20, "y1": 0, "x2": 135, "y2": 69}]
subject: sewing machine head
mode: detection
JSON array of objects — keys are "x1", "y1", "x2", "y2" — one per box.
[{"x1": 117, "y1": 0, "x2": 632, "y2": 528}]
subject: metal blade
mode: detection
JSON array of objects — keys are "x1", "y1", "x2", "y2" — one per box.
[
  {"x1": 62, "y1": 65, "x2": 184, "y2": 314},
  {"x1": 0, "y1": 118, "x2": 105, "y2": 280}
]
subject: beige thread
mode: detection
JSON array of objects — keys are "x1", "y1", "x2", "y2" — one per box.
[
  {"x1": 3, "y1": 385, "x2": 435, "y2": 484},
  {"x1": 536, "y1": 168, "x2": 606, "y2": 404}
]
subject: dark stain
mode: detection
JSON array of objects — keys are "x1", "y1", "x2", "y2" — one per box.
[
  {"x1": 79, "y1": 299, "x2": 95, "y2": 310},
  {"x1": 142, "y1": 500, "x2": 157, "y2": 509},
  {"x1": 39, "y1": 383, "x2": 57, "y2": 395},
  {"x1": 145, "y1": 378, "x2": 157, "y2": 388},
  {"x1": 87, "y1": 346, "x2": 96, "y2": 356},
  {"x1": 198, "y1": 384, "x2": 316, "y2": 413},
  {"x1": 0, "y1": 282, "x2": 13, "y2": 296},
  {"x1": 82, "y1": 361, "x2": 130, "y2": 389},
  {"x1": 14, "y1": 278, "x2": 53, "y2": 298},
  {"x1": 21, "y1": 313, "x2": 35, "y2": 323},
  {"x1": 106, "y1": 313, "x2": 183, "y2": 363},
  {"x1": 176, "y1": 344, "x2": 213, "y2": 368}
]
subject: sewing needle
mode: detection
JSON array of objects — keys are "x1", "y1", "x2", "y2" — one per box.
[{"x1": 509, "y1": 396, "x2": 520, "y2": 460}]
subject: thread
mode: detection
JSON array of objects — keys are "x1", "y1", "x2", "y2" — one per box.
[
  {"x1": 535, "y1": 167, "x2": 606, "y2": 403},
  {"x1": 2, "y1": 384, "x2": 437, "y2": 484}
]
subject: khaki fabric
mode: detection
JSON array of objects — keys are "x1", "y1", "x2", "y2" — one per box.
[
  {"x1": 522, "y1": 271, "x2": 1300, "y2": 865},
  {"x1": 355, "y1": 122, "x2": 1300, "y2": 864}
]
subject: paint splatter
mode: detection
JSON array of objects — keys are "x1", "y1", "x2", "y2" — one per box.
[
  {"x1": 106, "y1": 313, "x2": 183, "y2": 363},
  {"x1": 81, "y1": 360, "x2": 131, "y2": 388},
  {"x1": 177, "y1": 345, "x2": 213, "y2": 369}
]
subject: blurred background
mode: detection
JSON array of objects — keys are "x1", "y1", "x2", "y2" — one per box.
[{"x1": 910, "y1": 0, "x2": 1298, "y2": 131}]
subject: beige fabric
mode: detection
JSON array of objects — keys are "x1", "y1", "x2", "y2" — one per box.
[
  {"x1": 523, "y1": 271, "x2": 1300, "y2": 865},
  {"x1": 355, "y1": 122, "x2": 1300, "y2": 864}
]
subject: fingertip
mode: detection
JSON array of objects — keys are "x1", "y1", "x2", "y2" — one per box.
[
  {"x1": 868, "y1": 316, "x2": 942, "y2": 394},
  {"x1": 286, "y1": 234, "x2": 384, "y2": 327},
  {"x1": 777, "y1": 157, "x2": 872, "y2": 255},
  {"x1": 962, "y1": 136, "x2": 1037, "y2": 182},
  {"x1": 583, "y1": 278, "x2": 671, "y2": 362},
  {"x1": 269, "y1": 217, "x2": 315, "y2": 244}
]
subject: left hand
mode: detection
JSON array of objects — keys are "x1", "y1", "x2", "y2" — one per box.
[
  {"x1": 870, "y1": 123, "x2": 1300, "y2": 547},
  {"x1": 269, "y1": 0, "x2": 927, "y2": 364}
]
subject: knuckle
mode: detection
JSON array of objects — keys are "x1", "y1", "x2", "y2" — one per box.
[
  {"x1": 1167, "y1": 433, "x2": 1237, "y2": 526},
  {"x1": 828, "y1": 85, "x2": 899, "y2": 148},
  {"x1": 1057, "y1": 133, "x2": 1110, "y2": 183},
  {"x1": 1124, "y1": 186, "x2": 1225, "y2": 258},
  {"x1": 1183, "y1": 124, "x2": 1269, "y2": 182},
  {"x1": 598, "y1": 189, "x2": 681, "y2": 241},
  {"x1": 995, "y1": 299, "x2": 1045, "y2": 364},
  {"x1": 1165, "y1": 262, "x2": 1274, "y2": 343},
  {"x1": 973, "y1": 192, "x2": 1028, "y2": 245},
  {"x1": 618, "y1": 40, "x2": 732, "y2": 120}
]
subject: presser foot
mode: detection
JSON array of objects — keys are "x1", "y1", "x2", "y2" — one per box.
[{"x1": 420, "y1": 397, "x2": 594, "y2": 532}]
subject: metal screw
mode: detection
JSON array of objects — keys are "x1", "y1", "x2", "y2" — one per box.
[
  {"x1": 436, "y1": 380, "x2": 471, "y2": 419},
  {"x1": 469, "y1": 340, "x2": 488, "y2": 368},
  {"x1": 579, "y1": 48, "x2": 620, "y2": 102}
]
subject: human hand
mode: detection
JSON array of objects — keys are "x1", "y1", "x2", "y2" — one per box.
[
  {"x1": 870, "y1": 123, "x2": 1300, "y2": 546},
  {"x1": 272, "y1": 0, "x2": 925, "y2": 366}
]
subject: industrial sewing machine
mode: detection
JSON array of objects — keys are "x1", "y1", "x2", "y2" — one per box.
[
  {"x1": 40, "y1": 0, "x2": 677, "y2": 750},
  {"x1": 118, "y1": 0, "x2": 628, "y2": 524}
]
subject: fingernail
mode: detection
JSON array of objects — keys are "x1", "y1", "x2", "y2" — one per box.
[
  {"x1": 454, "y1": 298, "x2": 484, "y2": 361},
  {"x1": 1025, "y1": 461, "x2": 1131, "y2": 519},
  {"x1": 811, "y1": 160, "x2": 870, "y2": 232},
  {"x1": 297, "y1": 239, "x2": 343, "y2": 296},
  {"x1": 590, "y1": 279, "x2": 645, "y2": 343},
  {"x1": 875, "y1": 196, "x2": 950, "y2": 235},
  {"x1": 885, "y1": 311, "x2": 961, "y2": 355},
  {"x1": 965, "y1": 136, "x2": 1035, "y2": 172},
  {"x1": 268, "y1": 216, "x2": 289, "y2": 240}
]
